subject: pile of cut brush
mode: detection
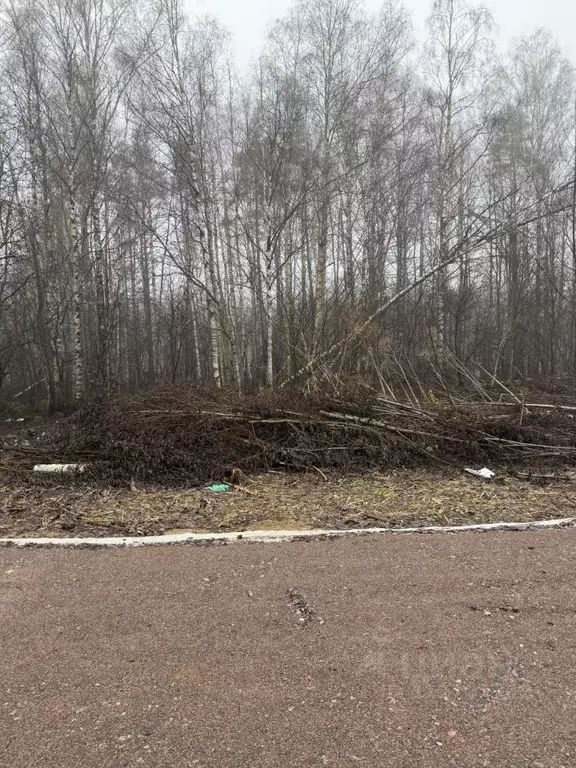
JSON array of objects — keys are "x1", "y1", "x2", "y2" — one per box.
[{"x1": 29, "y1": 385, "x2": 576, "y2": 484}]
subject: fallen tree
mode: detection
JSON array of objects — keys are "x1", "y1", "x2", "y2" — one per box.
[{"x1": 281, "y1": 180, "x2": 576, "y2": 388}]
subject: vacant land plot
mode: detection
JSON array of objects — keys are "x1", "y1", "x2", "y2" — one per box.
[
  {"x1": 3, "y1": 387, "x2": 576, "y2": 539},
  {"x1": 1, "y1": 469, "x2": 575, "y2": 537}
]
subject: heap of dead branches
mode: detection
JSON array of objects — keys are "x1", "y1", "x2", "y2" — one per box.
[{"x1": 31, "y1": 384, "x2": 576, "y2": 484}]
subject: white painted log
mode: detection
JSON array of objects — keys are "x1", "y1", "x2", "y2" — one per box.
[{"x1": 33, "y1": 463, "x2": 87, "y2": 473}]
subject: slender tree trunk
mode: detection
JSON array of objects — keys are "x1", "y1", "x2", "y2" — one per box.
[
  {"x1": 92, "y1": 197, "x2": 109, "y2": 392},
  {"x1": 264, "y1": 239, "x2": 274, "y2": 386},
  {"x1": 70, "y1": 195, "x2": 83, "y2": 402},
  {"x1": 140, "y1": 207, "x2": 155, "y2": 386}
]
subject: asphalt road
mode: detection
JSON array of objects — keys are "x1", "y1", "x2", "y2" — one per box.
[{"x1": 1, "y1": 531, "x2": 576, "y2": 768}]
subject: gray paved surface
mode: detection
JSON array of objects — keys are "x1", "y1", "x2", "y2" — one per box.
[{"x1": 1, "y1": 531, "x2": 576, "y2": 767}]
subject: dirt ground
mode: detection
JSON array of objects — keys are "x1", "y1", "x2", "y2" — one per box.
[
  {"x1": 2, "y1": 531, "x2": 576, "y2": 767},
  {"x1": 1, "y1": 468, "x2": 575, "y2": 537}
]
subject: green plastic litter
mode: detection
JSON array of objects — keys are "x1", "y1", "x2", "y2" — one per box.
[{"x1": 208, "y1": 483, "x2": 231, "y2": 493}]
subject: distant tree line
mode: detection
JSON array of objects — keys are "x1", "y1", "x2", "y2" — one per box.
[{"x1": 0, "y1": 0, "x2": 575, "y2": 409}]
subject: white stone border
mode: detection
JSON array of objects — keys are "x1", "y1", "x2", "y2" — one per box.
[{"x1": 0, "y1": 517, "x2": 575, "y2": 548}]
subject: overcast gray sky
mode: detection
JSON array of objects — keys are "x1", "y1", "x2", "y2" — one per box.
[{"x1": 192, "y1": 0, "x2": 576, "y2": 66}]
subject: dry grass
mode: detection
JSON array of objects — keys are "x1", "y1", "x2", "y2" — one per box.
[{"x1": 1, "y1": 468, "x2": 575, "y2": 538}]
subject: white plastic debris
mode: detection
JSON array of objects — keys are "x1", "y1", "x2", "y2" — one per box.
[
  {"x1": 33, "y1": 463, "x2": 87, "y2": 474},
  {"x1": 464, "y1": 467, "x2": 495, "y2": 480}
]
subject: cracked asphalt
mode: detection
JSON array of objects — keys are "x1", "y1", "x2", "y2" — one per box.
[{"x1": 1, "y1": 530, "x2": 576, "y2": 767}]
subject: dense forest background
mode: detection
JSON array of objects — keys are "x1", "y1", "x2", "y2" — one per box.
[{"x1": 1, "y1": 0, "x2": 575, "y2": 410}]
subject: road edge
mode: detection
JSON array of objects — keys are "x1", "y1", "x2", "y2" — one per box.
[{"x1": 0, "y1": 517, "x2": 575, "y2": 548}]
